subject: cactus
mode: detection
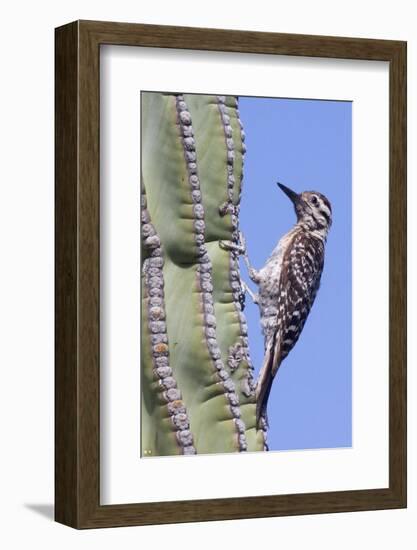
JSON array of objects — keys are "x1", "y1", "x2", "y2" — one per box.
[{"x1": 141, "y1": 92, "x2": 266, "y2": 456}]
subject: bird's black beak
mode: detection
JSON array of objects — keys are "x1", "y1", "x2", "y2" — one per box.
[{"x1": 277, "y1": 182, "x2": 300, "y2": 205}]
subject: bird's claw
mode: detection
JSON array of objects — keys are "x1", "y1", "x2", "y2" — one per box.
[
  {"x1": 219, "y1": 231, "x2": 248, "y2": 256},
  {"x1": 219, "y1": 239, "x2": 232, "y2": 251},
  {"x1": 238, "y1": 231, "x2": 247, "y2": 254},
  {"x1": 241, "y1": 280, "x2": 259, "y2": 304},
  {"x1": 219, "y1": 240, "x2": 245, "y2": 255}
]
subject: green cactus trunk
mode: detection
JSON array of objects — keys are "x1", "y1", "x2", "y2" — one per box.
[{"x1": 141, "y1": 92, "x2": 266, "y2": 456}]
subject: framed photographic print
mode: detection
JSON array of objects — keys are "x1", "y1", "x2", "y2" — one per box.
[{"x1": 55, "y1": 20, "x2": 406, "y2": 528}]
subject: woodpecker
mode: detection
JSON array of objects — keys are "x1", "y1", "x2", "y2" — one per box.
[{"x1": 240, "y1": 183, "x2": 332, "y2": 428}]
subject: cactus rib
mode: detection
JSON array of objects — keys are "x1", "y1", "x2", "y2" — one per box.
[
  {"x1": 175, "y1": 95, "x2": 248, "y2": 452},
  {"x1": 231, "y1": 102, "x2": 268, "y2": 450},
  {"x1": 216, "y1": 95, "x2": 261, "y2": 423},
  {"x1": 141, "y1": 188, "x2": 197, "y2": 455}
]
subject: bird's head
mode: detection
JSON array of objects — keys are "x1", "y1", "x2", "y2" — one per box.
[{"x1": 277, "y1": 182, "x2": 332, "y2": 234}]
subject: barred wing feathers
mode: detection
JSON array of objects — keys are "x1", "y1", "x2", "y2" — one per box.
[{"x1": 256, "y1": 232, "x2": 325, "y2": 427}]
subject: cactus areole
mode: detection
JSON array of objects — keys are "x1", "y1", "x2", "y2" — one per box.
[{"x1": 141, "y1": 93, "x2": 266, "y2": 456}]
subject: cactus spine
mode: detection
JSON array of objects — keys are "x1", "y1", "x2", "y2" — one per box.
[{"x1": 141, "y1": 92, "x2": 265, "y2": 456}]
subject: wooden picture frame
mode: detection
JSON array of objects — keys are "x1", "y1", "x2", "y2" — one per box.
[{"x1": 55, "y1": 20, "x2": 407, "y2": 529}]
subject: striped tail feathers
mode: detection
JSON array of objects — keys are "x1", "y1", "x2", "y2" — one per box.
[{"x1": 255, "y1": 331, "x2": 282, "y2": 429}]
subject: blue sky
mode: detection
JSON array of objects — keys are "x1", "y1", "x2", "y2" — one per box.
[{"x1": 238, "y1": 96, "x2": 352, "y2": 451}]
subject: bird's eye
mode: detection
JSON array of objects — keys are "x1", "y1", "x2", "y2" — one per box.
[{"x1": 310, "y1": 195, "x2": 319, "y2": 206}]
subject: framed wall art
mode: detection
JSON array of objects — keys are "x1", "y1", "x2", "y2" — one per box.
[{"x1": 55, "y1": 20, "x2": 407, "y2": 528}]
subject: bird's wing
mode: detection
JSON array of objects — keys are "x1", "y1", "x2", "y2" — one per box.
[{"x1": 256, "y1": 232, "x2": 325, "y2": 427}]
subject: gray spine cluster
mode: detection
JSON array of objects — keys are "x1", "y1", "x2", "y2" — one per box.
[
  {"x1": 176, "y1": 94, "x2": 248, "y2": 452},
  {"x1": 259, "y1": 415, "x2": 269, "y2": 451},
  {"x1": 141, "y1": 189, "x2": 196, "y2": 455}
]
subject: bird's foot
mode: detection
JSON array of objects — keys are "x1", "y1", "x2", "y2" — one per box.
[
  {"x1": 219, "y1": 230, "x2": 248, "y2": 256},
  {"x1": 219, "y1": 239, "x2": 245, "y2": 255},
  {"x1": 238, "y1": 230, "x2": 247, "y2": 254},
  {"x1": 241, "y1": 281, "x2": 259, "y2": 305}
]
